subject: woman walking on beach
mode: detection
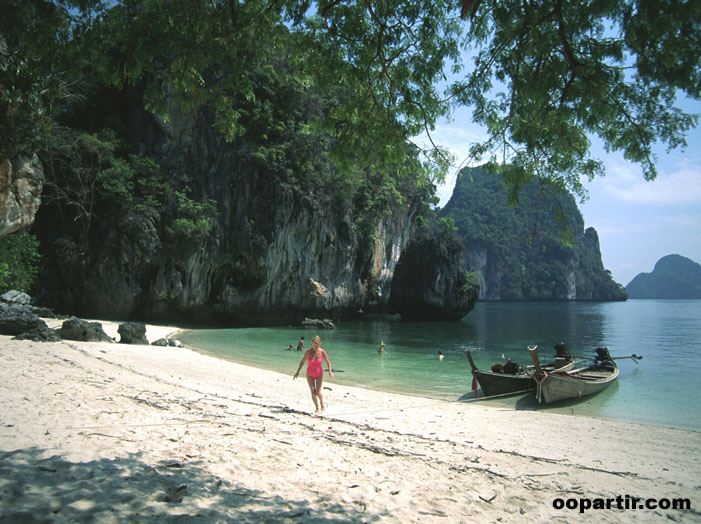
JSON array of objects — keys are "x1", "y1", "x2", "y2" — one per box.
[{"x1": 294, "y1": 335, "x2": 334, "y2": 413}]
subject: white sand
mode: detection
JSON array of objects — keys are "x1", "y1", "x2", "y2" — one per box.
[{"x1": 0, "y1": 320, "x2": 699, "y2": 523}]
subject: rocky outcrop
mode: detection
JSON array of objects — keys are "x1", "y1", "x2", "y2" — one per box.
[
  {"x1": 389, "y1": 231, "x2": 479, "y2": 321},
  {"x1": 35, "y1": 188, "x2": 417, "y2": 324},
  {"x1": 0, "y1": 291, "x2": 53, "y2": 336},
  {"x1": 118, "y1": 322, "x2": 149, "y2": 344},
  {"x1": 13, "y1": 326, "x2": 62, "y2": 342},
  {"x1": 0, "y1": 155, "x2": 44, "y2": 239},
  {"x1": 203, "y1": 192, "x2": 417, "y2": 324},
  {"x1": 1, "y1": 292, "x2": 165, "y2": 343},
  {"x1": 1, "y1": 290, "x2": 31, "y2": 306},
  {"x1": 461, "y1": 241, "x2": 506, "y2": 301},
  {"x1": 55, "y1": 318, "x2": 113, "y2": 343},
  {"x1": 0, "y1": 303, "x2": 49, "y2": 336},
  {"x1": 626, "y1": 254, "x2": 701, "y2": 299},
  {"x1": 440, "y1": 167, "x2": 627, "y2": 301},
  {"x1": 32, "y1": 94, "x2": 422, "y2": 325},
  {"x1": 301, "y1": 317, "x2": 337, "y2": 329}
]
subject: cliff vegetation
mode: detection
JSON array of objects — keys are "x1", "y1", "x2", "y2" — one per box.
[
  {"x1": 2, "y1": 1, "x2": 698, "y2": 322},
  {"x1": 440, "y1": 167, "x2": 627, "y2": 301}
]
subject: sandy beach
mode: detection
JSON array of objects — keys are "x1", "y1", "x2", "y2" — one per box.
[{"x1": 1, "y1": 321, "x2": 699, "y2": 523}]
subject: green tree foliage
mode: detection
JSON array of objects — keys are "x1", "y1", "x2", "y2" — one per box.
[
  {"x1": 437, "y1": 216, "x2": 458, "y2": 235},
  {"x1": 459, "y1": 0, "x2": 699, "y2": 195},
  {"x1": 2, "y1": 0, "x2": 698, "y2": 227},
  {"x1": 0, "y1": 1, "x2": 76, "y2": 159},
  {"x1": 0, "y1": 233, "x2": 41, "y2": 293},
  {"x1": 291, "y1": 0, "x2": 699, "y2": 196},
  {"x1": 40, "y1": 125, "x2": 218, "y2": 246},
  {"x1": 171, "y1": 190, "x2": 217, "y2": 240},
  {"x1": 290, "y1": 0, "x2": 461, "y2": 180},
  {"x1": 41, "y1": 127, "x2": 143, "y2": 234},
  {"x1": 71, "y1": 2, "x2": 434, "y2": 242}
]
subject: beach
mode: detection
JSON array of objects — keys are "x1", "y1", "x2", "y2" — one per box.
[{"x1": 0, "y1": 321, "x2": 699, "y2": 523}]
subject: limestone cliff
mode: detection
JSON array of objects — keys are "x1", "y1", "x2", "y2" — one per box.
[
  {"x1": 389, "y1": 228, "x2": 479, "y2": 321},
  {"x1": 0, "y1": 155, "x2": 43, "y2": 239},
  {"x1": 32, "y1": 91, "x2": 423, "y2": 325},
  {"x1": 440, "y1": 167, "x2": 627, "y2": 301}
]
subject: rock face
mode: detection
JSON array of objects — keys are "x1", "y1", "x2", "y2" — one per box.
[
  {"x1": 0, "y1": 155, "x2": 44, "y2": 239},
  {"x1": 440, "y1": 167, "x2": 627, "y2": 301},
  {"x1": 626, "y1": 255, "x2": 701, "y2": 299},
  {"x1": 301, "y1": 318, "x2": 337, "y2": 329},
  {"x1": 389, "y1": 231, "x2": 479, "y2": 321},
  {"x1": 0, "y1": 303, "x2": 49, "y2": 336},
  {"x1": 14, "y1": 326, "x2": 62, "y2": 342},
  {"x1": 1, "y1": 290, "x2": 31, "y2": 306},
  {"x1": 36, "y1": 186, "x2": 417, "y2": 325},
  {"x1": 32, "y1": 94, "x2": 421, "y2": 325},
  {"x1": 0, "y1": 291, "x2": 51, "y2": 336}
]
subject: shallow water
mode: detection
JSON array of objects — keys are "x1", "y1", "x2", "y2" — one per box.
[{"x1": 179, "y1": 300, "x2": 701, "y2": 431}]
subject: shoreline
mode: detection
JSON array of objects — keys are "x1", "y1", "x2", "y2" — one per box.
[
  {"x1": 178, "y1": 329, "x2": 699, "y2": 434},
  {"x1": 1, "y1": 321, "x2": 699, "y2": 522},
  {"x1": 189, "y1": 342, "x2": 697, "y2": 432}
]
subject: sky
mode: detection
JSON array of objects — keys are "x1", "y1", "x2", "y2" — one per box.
[{"x1": 423, "y1": 100, "x2": 701, "y2": 288}]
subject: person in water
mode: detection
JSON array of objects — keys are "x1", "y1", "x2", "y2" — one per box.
[
  {"x1": 297, "y1": 336, "x2": 305, "y2": 351},
  {"x1": 378, "y1": 340, "x2": 386, "y2": 354},
  {"x1": 294, "y1": 335, "x2": 334, "y2": 413}
]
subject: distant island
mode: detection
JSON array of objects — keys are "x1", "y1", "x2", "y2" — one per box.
[
  {"x1": 626, "y1": 255, "x2": 701, "y2": 299},
  {"x1": 440, "y1": 167, "x2": 627, "y2": 301}
]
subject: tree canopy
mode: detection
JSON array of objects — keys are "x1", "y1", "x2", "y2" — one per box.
[{"x1": 2, "y1": 0, "x2": 699, "y2": 198}]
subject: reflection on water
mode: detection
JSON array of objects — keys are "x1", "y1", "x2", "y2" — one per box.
[{"x1": 180, "y1": 300, "x2": 701, "y2": 431}]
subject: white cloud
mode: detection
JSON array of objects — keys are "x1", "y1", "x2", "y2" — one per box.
[
  {"x1": 412, "y1": 113, "x2": 489, "y2": 207},
  {"x1": 600, "y1": 160, "x2": 701, "y2": 205},
  {"x1": 414, "y1": 122, "x2": 485, "y2": 166}
]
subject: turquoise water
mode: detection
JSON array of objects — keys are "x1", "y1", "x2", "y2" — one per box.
[{"x1": 179, "y1": 300, "x2": 701, "y2": 431}]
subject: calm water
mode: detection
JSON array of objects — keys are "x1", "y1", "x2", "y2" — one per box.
[{"x1": 179, "y1": 300, "x2": 701, "y2": 431}]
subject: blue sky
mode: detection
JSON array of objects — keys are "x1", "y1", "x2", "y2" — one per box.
[{"x1": 424, "y1": 99, "x2": 700, "y2": 287}]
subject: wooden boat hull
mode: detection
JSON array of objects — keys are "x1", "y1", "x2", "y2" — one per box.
[
  {"x1": 465, "y1": 350, "x2": 535, "y2": 397},
  {"x1": 466, "y1": 349, "x2": 576, "y2": 397},
  {"x1": 474, "y1": 370, "x2": 535, "y2": 397},
  {"x1": 537, "y1": 364, "x2": 619, "y2": 403},
  {"x1": 530, "y1": 345, "x2": 620, "y2": 404}
]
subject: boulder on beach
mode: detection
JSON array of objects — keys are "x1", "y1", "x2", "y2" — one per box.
[
  {"x1": 118, "y1": 322, "x2": 149, "y2": 345},
  {"x1": 55, "y1": 317, "x2": 113, "y2": 343},
  {"x1": 0, "y1": 303, "x2": 48, "y2": 336}
]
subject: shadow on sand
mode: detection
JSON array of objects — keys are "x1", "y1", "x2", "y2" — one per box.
[{"x1": 0, "y1": 448, "x2": 378, "y2": 523}]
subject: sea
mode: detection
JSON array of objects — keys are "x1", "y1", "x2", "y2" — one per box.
[{"x1": 178, "y1": 300, "x2": 701, "y2": 432}]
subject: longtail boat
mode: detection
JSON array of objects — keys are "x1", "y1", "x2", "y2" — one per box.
[
  {"x1": 529, "y1": 345, "x2": 641, "y2": 404},
  {"x1": 465, "y1": 343, "x2": 574, "y2": 398}
]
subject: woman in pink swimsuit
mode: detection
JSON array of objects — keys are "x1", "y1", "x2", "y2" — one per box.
[{"x1": 293, "y1": 335, "x2": 334, "y2": 413}]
